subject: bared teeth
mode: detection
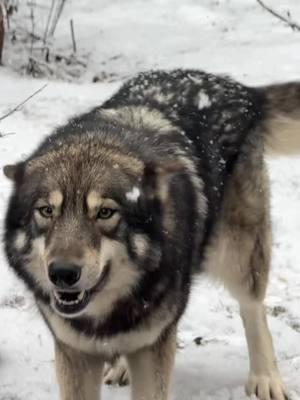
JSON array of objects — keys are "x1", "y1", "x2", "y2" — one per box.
[{"x1": 53, "y1": 290, "x2": 85, "y2": 306}]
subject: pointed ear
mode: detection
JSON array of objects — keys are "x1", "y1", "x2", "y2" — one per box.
[{"x1": 3, "y1": 162, "x2": 25, "y2": 184}]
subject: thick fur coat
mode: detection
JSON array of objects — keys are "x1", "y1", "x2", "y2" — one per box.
[{"x1": 4, "y1": 69, "x2": 300, "y2": 400}]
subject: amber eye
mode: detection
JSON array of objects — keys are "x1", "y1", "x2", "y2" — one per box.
[
  {"x1": 97, "y1": 208, "x2": 115, "y2": 220},
  {"x1": 38, "y1": 206, "x2": 53, "y2": 218}
]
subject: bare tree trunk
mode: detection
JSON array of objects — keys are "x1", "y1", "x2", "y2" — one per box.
[{"x1": 0, "y1": 3, "x2": 4, "y2": 64}]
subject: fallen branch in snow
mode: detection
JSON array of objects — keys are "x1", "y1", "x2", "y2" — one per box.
[
  {"x1": 0, "y1": 84, "x2": 47, "y2": 122},
  {"x1": 256, "y1": 0, "x2": 300, "y2": 32},
  {"x1": 27, "y1": 55, "x2": 54, "y2": 76},
  {"x1": 0, "y1": 131, "x2": 16, "y2": 137}
]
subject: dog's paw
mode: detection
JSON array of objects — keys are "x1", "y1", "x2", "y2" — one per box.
[
  {"x1": 103, "y1": 357, "x2": 130, "y2": 386},
  {"x1": 245, "y1": 373, "x2": 288, "y2": 400}
]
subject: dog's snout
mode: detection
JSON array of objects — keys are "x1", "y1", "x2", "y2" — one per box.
[{"x1": 48, "y1": 262, "x2": 81, "y2": 288}]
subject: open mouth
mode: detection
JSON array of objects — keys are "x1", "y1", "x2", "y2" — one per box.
[
  {"x1": 52, "y1": 263, "x2": 110, "y2": 317},
  {"x1": 53, "y1": 290, "x2": 90, "y2": 315}
]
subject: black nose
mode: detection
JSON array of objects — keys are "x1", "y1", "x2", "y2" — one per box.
[{"x1": 48, "y1": 262, "x2": 81, "y2": 288}]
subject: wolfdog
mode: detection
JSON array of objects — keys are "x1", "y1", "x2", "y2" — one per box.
[{"x1": 4, "y1": 69, "x2": 300, "y2": 400}]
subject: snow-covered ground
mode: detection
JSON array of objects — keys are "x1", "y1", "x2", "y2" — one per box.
[{"x1": 0, "y1": 0, "x2": 300, "y2": 399}]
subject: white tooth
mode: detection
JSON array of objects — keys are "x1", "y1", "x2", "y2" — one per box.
[
  {"x1": 54, "y1": 292, "x2": 60, "y2": 301},
  {"x1": 63, "y1": 300, "x2": 73, "y2": 305},
  {"x1": 78, "y1": 291, "x2": 85, "y2": 300}
]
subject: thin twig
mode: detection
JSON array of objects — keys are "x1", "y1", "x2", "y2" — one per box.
[
  {"x1": 43, "y1": 0, "x2": 56, "y2": 46},
  {"x1": 256, "y1": 0, "x2": 300, "y2": 32},
  {"x1": 70, "y1": 19, "x2": 76, "y2": 53},
  {"x1": 49, "y1": 0, "x2": 66, "y2": 36},
  {"x1": 4, "y1": 0, "x2": 10, "y2": 30},
  {"x1": 15, "y1": 26, "x2": 43, "y2": 41},
  {"x1": 0, "y1": 84, "x2": 47, "y2": 122},
  {"x1": 29, "y1": 1, "x2": 36, "y2": 54},
  {"x1": 0, "y1": 3, "x2": 4, "y2": 64},
  {"x1": 0, "y1": 131, "x2": 16, "y2": 137},
  {"x1": 28, "y1": 55, "x2": 55, "y2": 73}
]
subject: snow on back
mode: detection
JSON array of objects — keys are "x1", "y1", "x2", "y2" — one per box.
[
  {"x1": 126, "y1": 187, "x2": 140, "y2": 202},
  {"x1": 198, "y1": 91, "x2": 211, "y2": 109}
]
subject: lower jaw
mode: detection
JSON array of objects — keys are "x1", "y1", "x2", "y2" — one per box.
[{"x1": 52, "y1": 290, "x2": 90, "y2": 317}]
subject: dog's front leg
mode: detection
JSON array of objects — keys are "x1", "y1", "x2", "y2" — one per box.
[
  {"x1": 55, "y1": 340, "x2": 104, "y2": 400},
  {"x1": 126, "y1": 327, "x2": 176, "y2": 400},
  {"x1": 240, "y1": 303, "x2": 287, "y2": 400}
]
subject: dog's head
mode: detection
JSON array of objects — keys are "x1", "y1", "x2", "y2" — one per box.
[{"x1": 4, "y1": 137, "x2": 185, "y2": 319}]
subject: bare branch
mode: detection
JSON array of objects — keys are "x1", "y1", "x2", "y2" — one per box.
[
  {"x1": 43, "y1": 0, "x2": 56, "y2": 46},
  {"x1": 256, "y1": 0, "x2": 300, "y2": 32},
  {"x1": 70, "y1": 19, "x2": 76, "y2": 53},
  {"x1": 29, "y1": 1, "x2": 36, "y2": 54},
  {"x1": 0, "y1": 131, "x2": 16, "y2": 137},
  {"x1": 0, "y1": 3, "x2": 4, "y2": 64},
  {"x1": 49, "y1": 0, "x2": 66, "y2": 37},
  {"x1": 0, "y1": 84, "x2": 47, "y2": 122}
]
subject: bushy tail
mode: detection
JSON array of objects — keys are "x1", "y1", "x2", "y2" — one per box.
[{"x1": 262, "y1": 82, "x2": 300, "y2": 156}]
